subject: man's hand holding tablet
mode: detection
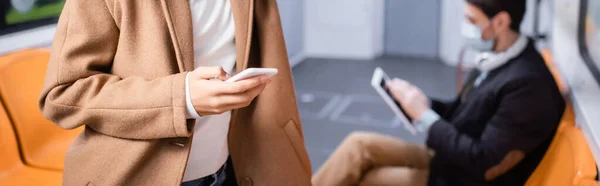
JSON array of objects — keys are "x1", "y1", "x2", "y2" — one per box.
[
  {"x1": 371, "y1": 67, "x2": 431, "y2": 135},
  {"x1": 386, "y1": 78, "x2": 430, "y2": 121}
]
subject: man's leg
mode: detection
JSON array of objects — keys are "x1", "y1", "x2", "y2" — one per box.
[
  {"x1": 360, "y1": 167, "x2": 428, "y2": 186},
  {"x1": 312, "y1": 132, "x2": 431, "y2": 186}
]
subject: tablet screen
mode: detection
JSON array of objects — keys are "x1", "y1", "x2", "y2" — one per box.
[{"x1": 380, "y1": 77, "x2": 414, "y2": 122}]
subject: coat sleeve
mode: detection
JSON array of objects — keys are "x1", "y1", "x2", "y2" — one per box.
[
  {"x1": 426, "y1": 77, "x2": 564, "y2": 181},
  {"x1": 38, "y1": 0, "x2": 192, "y2": 140},
  {"x1": 430, "y1": 98, "x2": 455, "y2": 117}
]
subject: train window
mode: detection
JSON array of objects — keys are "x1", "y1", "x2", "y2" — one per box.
[
  {"x1": 0, "y1": 0, "x2": 65, "y2": 35},
  {"x1": 580, "y1": 0, "x2": 600, "y2": 83}
]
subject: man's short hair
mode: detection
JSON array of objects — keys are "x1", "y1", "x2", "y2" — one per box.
[{"x1": 466, "y1": 0, "x2": 526, "y2": 32}]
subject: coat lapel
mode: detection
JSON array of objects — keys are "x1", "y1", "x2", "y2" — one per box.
[
  {"x1": 230, "y1": 0, "x2": 254, "y2": 72},
  {"x1": 160, "y1": 0, "x2": 194, "y2": 72}
]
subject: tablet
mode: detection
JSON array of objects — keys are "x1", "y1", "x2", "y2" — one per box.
[{"x1": 371, "y1": 67, "x2": 417, "y2": 135}]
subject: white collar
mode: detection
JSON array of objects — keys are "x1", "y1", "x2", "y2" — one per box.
[{"x1": 476, "y1": 35, "x2": 529, "y2": 72}]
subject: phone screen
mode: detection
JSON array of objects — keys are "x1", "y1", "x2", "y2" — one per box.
[{"x1": 380, "y1": 77, "x2": 414, "y2": 122}]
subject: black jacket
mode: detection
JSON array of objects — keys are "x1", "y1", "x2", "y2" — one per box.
[{"x1": 427, "y1": 42, "x2": 565, "y2": 186}]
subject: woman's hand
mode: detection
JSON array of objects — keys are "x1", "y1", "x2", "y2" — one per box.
[
  {"x1": 188, "y1": 66, "x2": 271, "y2": 116},
  {"x1": 386, "y1": 78, "x2": 430, "y2": 119}
]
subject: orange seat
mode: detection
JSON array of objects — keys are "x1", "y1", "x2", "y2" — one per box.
[
  {"x1": 525, "y1": 50, "x2": 598, "y2": 185},
  {"x1": 0, "y1": 99, "x2": 62, "y2": 186},
  {"x1": 0, "y1": 49, "x2": 82, "y2": 171},
  {"x1": 525, "y1": 108, "x2": 597, "y2": 186}
]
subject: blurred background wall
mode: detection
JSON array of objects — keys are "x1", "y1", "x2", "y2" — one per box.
[
  {"x1": 277, "y1": 0, "x2": 304, "y2": 61},
  {"x1": 304, "y1": 0, "x2": 385, "y2": 59},
  {"x1": 384, "y1": 0, "x2": 440, "y2": 59}
]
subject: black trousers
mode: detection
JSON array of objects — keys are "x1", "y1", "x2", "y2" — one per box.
[{"x1": 181, "y1": 157, "x2": 237, "y2": 186}]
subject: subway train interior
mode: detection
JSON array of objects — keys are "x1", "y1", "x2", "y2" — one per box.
[{"x1": 0, "y1": 0, "x2": 599, "y2": 185}]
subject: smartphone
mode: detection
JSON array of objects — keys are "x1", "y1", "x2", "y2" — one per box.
[{"x1": 225, "y1": 68, "x2": 278, "y2": 82}]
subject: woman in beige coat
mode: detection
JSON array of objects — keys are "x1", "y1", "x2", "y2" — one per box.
[{"x1": 38, "y1": 0, "x2": 311, "y2": 185}]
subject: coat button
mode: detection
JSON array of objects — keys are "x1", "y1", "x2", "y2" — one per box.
[{"x1": 242, "y1": 177, "x2": 253, "y2": 186}]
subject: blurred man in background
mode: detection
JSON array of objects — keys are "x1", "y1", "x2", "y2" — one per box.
[{"x1": 312, "y1": 0, "x2": 565, "y2": 185}]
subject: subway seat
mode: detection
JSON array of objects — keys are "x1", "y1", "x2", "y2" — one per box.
[
  {"x1": 0, "y1": 99, "x2": 62, "y2": 186},
  {"x1": 524, "y1": 49, "x2": 598, "y2": 186},
  {"x1": 0, "y1": 49, "x2": 82, "y2": 185}
]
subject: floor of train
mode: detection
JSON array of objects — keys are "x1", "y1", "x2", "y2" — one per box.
[{"x1": 291, "y1": 56, "x2": 457, "y2": 172}]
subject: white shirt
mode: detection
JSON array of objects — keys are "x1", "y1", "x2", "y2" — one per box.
[{"x1": 183, "y1": 0, "x2": 236, "y2": 182}]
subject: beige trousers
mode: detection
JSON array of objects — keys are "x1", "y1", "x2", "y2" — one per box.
[{"x1": 312, "y1": 132, "x2": 433, "y2": 186}]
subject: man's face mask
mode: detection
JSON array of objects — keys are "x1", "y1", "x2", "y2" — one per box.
[
  {"x1": 462, "y1": 21, "x2": 495, "y2": 52},
  {"x1": 461, "y1": 6, "x2": 500, "y2": 53}
]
